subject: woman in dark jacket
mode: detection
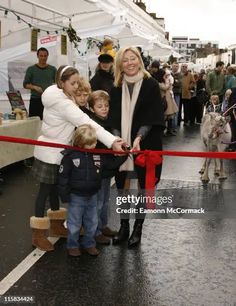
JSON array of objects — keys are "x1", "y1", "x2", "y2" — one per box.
[
  {"x1": 90, "y1": 53, "x2": 114, "y2": 94},
  {"x1": 108, "y1": 46, "x2": 165, "y2": 247},
  {"x1": 228, "y1": 87, "x2": 236, "y2": 151}
]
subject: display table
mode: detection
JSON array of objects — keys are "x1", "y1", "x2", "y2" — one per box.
[{"x1": 0, "y1": 117, "x2": 41, "y2": 168}]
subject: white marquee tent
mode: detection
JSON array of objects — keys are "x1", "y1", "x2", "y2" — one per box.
[{"x1": 0, "y1": 0, "x2": 172, "y2": 99}]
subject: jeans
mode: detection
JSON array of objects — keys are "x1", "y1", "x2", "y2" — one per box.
[
  {"x1": 173, "y1": 94, "x2": 180, "y2": 128},
  {"x1": 96, "y1": 178, "x2": 111, "y2": 236},
  {"x1": 67, "y1": 193, "x2": 98, "y2": 249}
]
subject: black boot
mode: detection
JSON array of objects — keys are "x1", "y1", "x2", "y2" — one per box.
[
  {"x1": 112, "y1": 220, "x2": 129, "y2": 245},
  {"x1": 128, "y1": 220, "x2": 143, "y2": 248}
]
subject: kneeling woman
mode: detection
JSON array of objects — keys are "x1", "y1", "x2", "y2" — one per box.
[{"x1": 108, "y1": 47, "x2": 165, "y2": 247}]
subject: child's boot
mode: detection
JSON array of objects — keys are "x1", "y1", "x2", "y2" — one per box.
[
  {"x1": 30, "y1": 216, "x2": 54, "y2": 251},
  {"x1": 47, "y1": 208, "x2": 68, "y2": 238}
]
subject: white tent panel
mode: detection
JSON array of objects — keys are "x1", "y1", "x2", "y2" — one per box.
[{"x1": 0, "y1": 0, "x2": 173, "y2": 96}]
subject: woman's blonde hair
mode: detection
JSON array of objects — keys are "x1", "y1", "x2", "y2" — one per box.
[
  {"x1": 72, "y1": 124, "x2": 97, "y2": 148},
  {"x1": 114, "y1": 46, "x2": 150, "y2": 87}
]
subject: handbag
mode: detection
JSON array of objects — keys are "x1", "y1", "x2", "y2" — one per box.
[{"x1": 162, "y1": 95, "x2": 168, "y2": 112}]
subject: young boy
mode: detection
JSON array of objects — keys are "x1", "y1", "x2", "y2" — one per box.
[
  {"x1": 88, "y1": 90, "x2": 127, "y2": 245},
  {"x1": 58, "y1": 124, "x2": 101, "y2": 257},
  {"x1": 74, "y1": 77, "x2": 92, "y2": 114},
  {"x1": 206, "y1": 94, "x2": 221, "y2": 114}
]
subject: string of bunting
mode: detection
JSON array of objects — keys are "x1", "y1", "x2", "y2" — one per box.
[
  {"x1": 76, "y1": 37, "x2": 103, "y2": 56},
  {"x1": 1, "y1": 8, "x2": 120, "y2": 56},
  {"x1": 1, "y1": 8, "x2": 67, "y2": 35}
]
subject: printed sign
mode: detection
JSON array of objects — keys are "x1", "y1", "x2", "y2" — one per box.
[
  {"x1": 6, "y1": 91, "x2": 27, "y2": 112},
  {"x1": 61, "y1": 35, "x2": 67, "y2": 55},
  {"x1": 31, "y1": 29, "x2": 38, "y2": 52},
  {"x1": 39, "y1": 35, "x2": 57, "y2": 47}
]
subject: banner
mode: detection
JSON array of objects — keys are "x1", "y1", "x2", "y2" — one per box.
[
  {"x1": 31, "y1": 29, "x2": 38, "y2": 52},
  {"x1": 61, "y1": 35, "x2": 67, "y2": 55}
]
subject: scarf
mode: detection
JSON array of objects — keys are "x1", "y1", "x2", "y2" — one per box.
[{"x1": 120, "y1": 71, "x2": 144, "y2": 171}]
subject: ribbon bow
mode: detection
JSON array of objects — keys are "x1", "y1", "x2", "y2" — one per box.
[
  {"x1": 135, "y1": 150, "x2": 163, "y2": 209},
  {"x1": 135, "y1": 150, "x2": 163, "y2": 190}
]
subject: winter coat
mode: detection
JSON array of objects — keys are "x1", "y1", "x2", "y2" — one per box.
[
  {"x1": 181, "y1": 72, "x2": 195, "y2": 99},
  {"x1": 108, "y1": 77, "x2": 165, "y2": 184},
  {"x1": 34, "y1": 85, "x2": 116, "y2": 165},
  {"x1": 206, "y1": 71, "x2": 225, "y2": 97},
  {"x1": 158, "y1": 82, "x2": 178, "y2": 119},
  {"x1": 58, "y1": 149, "x2": 101, "y2": 202},
  {"x1": 206, "y1": 103, "x2": 222, "y2": 114},
  {"x1": 228, "y1": 87, "x2": 236, "y2": 124},
  {"x1": 172, "y1": 72, "x2": 182, "y2": 94},
  {"x1": 90, "y1": 69, "x2": 114, "y2": 94},
  {"x1": 87, "y1": 112, "x2": 127, "y2": 178}
]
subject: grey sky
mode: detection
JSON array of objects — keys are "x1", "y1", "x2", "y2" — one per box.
[{"x1": 144, "y1": 0, "x2": 235, "y2": 48}]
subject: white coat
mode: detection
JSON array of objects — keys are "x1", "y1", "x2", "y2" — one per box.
[{"x1": 34, "y1": 85, "x2": 116, "y2": 164}]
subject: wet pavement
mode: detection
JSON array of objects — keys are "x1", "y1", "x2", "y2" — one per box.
[{"x1": 0, "y1": 124, "x2": 236, "y2": 306}]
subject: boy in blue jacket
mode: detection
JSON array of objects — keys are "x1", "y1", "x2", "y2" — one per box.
[{"x1": 58, "y1": 124, "x2": 101, "y2": 257}]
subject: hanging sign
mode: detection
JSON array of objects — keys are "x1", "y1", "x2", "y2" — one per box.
[
  {"x1": 61, "y1": 34, "x2": 67, "y2": 55},
  {"x1": 31, "y1": 28, "x2": 38, "y2": 52},
  {"x1": 39, "y1": 35, "x2": 57, "y2": 47}
]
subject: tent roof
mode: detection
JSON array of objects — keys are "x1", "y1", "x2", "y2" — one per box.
[{"x1": 1, "y1": 0, "x2": 170, "y2": 48}]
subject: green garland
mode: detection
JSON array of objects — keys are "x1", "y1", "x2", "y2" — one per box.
[{"x1": 66, "y1": 23, "x2": 81, "y2": 48}]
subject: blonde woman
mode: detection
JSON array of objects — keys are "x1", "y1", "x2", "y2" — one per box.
[{"x1": 108, "y1": 47, "x2": 165, "y2": 247}]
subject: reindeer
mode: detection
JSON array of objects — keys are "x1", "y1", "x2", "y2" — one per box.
[{"x1": 200, "y1": 112, "x2": 231, "y2": 182}]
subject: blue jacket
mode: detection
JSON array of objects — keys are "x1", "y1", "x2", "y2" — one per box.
[{"x1": 58, "y1": 149, "x2": 101, "y2": 202}]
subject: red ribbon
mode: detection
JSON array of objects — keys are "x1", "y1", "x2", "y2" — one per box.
[
  {"x1": 135, "y1": 151, "x2": 163, "y2": 209},
  {"x1": 1, "y1": 135, "x2": 236, "y2": 198},
  {"x1": 135, "y1": 150, "x2": 163, "y2": 190}
]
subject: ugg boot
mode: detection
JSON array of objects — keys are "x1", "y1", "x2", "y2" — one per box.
[
  {"x1": 47, "y1": 208, "x2": 68, "y2": 238},
  {"x1": 30, "y1": 216, "x2": 54, "y2": 251},
  {"x1": 112, "y1": 220, "x2": 130, "y2": 245},
  {"x1": 128, "y1": 220, "x2": 143, "y2": 248}
]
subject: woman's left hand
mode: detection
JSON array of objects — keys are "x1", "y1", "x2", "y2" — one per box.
[{"x1": 131, "y1": 136, "x2": 141, "y2": 152}]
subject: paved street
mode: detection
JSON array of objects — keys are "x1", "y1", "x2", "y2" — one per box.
[{"x1": 0, "y1": 124, "x2": 236, "y2": 306}]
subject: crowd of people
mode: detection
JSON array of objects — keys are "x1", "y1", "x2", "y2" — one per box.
[
  {"x1": 149, "y1": 59, "x2": 236, "y2": 150},
  {"x1": 22, "y1": 44, "x2": 236, "y2": 257}
]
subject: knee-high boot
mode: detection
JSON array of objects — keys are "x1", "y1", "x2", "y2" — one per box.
[
  {"x1": 112, "y1": 220, "x2": 130, "y2": 245},
  {"x1": 128, "y1": 220, "x2": 143, "y2": 248},
  {"x1": 47, "y1": 208, "x2": 68, "y2": 238},
  {"x1": 30, "y1": 216, "x2": 54, "y2": 251}
]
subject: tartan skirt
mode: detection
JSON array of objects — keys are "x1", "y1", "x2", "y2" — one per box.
[{"x1": 32, "y1": 158, "x2": 59, "y2": 184}]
